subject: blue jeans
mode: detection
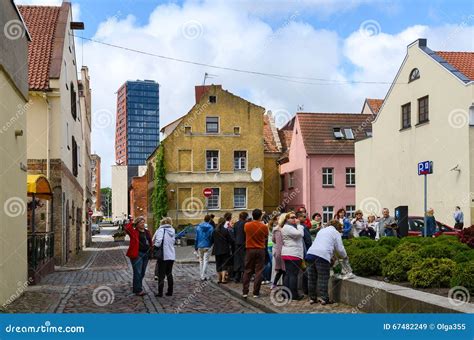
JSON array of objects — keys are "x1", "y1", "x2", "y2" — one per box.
[{"x1": 131, "y1": 251, "x2": 149, "y2": 293}]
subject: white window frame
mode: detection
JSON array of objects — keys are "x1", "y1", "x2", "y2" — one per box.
[
  {"x1": 205, "y1": 116, "x2": 219, "y2": 134},
  {"x1": 288, "y1": 172, "x2": 294, "y2": 188},
  {"x1": 205, "y1": 150, "x2": 219, "y2": 171},
  {"x1": 344, "y1": 128, "x2": 354, "y2": 139},
  {"x1": 346, "y1": 205, "x2": 356, "y2": 219},
  {"x1": 207, "y1": 188, "x2": 220, "y2": 210},
  {"x1": 322, "y1": 206, "x2": 334, "y2": 224},
  {"x1": 346, "y1": 167, "x2": 355, "y2": 187},
  {"x1": 233, "y1": 187, "x2": 247, "y2": 209},
  {"x1": 234, "y1": 150, "x2": 247, "y2": 171},
  {"x1": 322, "y1": 168, "x2": 334, "y2": 187}
]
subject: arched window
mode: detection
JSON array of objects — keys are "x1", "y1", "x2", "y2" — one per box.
[{"x1": 409, "y1": 68, "x2": 420, "y2": 82}]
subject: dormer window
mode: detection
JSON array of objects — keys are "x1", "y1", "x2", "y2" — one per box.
[
  {"x1": 409, "y1": 68, "x2": 420, "y2": 82},
  {"x1": 333, "y1": 128, "x2": 344, "y2": 139},
  {"x1": 344, "y1": 128, "x2": 354, "y2": 139}
]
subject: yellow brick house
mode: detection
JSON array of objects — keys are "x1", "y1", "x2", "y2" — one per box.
[{"x1": 147, "y1": 85, "x2": 281, "y2": 227}]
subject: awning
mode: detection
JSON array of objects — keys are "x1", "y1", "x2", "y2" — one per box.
[{"x1": 27, "y1": 174, "x2": 52, "y2": 200}]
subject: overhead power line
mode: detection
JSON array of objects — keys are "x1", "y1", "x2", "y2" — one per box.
[{"x1": 73, "y1": 35, "x2": 401, "y2": 86}]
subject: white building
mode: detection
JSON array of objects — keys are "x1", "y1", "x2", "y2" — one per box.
[
  {"x1": 356, "y1": 39, "x2": 473, "y2": 226},
  {"x1": 111, "y1": 165, "x2": 128, "y2": 221}
]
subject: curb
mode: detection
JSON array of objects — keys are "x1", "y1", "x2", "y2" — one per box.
[{"x1": 216, "y1": 283, "x2": 279, "y2": 313}]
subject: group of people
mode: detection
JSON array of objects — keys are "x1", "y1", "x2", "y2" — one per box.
[{"x1": 123, "y1": 204, "x2": 463, "y2": 302}]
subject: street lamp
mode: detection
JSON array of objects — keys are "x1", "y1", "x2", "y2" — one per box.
[{"x1": 170, "y1": 189, "x2": 177, "y2": 227}]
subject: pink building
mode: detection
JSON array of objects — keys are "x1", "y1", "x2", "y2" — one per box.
[{"x1": 278, "y1": 112, "x2": 373, "y2": 223}]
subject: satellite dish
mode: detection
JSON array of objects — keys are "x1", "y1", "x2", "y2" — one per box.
[{"x1": 250, "y1": 168, "x2": 263, "y2": 182}]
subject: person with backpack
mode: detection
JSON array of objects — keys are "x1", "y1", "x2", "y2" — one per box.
[{"x1": 195, "y1": 215, "x2": 215, "y2": 281}]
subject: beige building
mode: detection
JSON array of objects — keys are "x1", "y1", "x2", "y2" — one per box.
[
  {"x1": 146, "y1": 85, "x2": 281, "y2": 229},
  {"x1": 0, "y1": 1, "x2": 30, "y2": 306},
  {"x1": 19, "y1": 2, "x2": 88, "y2": 265},
  {"x1": 112, "y1": 165, "x2": 129, "y2": 221},
  {"x1": 356, "y1": 39, "x2": 474, "y2": 226}
]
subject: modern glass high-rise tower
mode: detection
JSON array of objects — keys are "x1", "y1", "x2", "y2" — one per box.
[{"x1": 115, "y1": 80, "x2": 160, "y2": 166}]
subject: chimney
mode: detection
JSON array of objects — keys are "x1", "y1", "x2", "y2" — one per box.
[
  {"x1": 418, "y1": 38, "x2": 427, "y2": 47},
  {"x1": 194, "y1": 85, "x2": 222, "y2": 103}
]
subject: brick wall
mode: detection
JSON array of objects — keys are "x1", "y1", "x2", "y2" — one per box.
[{"x1": 130, "y1": 174, "x2": 147, "y2": 221}]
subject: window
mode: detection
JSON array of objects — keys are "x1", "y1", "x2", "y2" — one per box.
[
  {"x1": 66, "y1": 122, "x2": 70, "y2": 150},
  {"x1": 418, "y1": 96, "x2": 429, "y2": 123},
  {"x1": 346, "y1": 205, "x2": 356, "y2": 218},
  {"x1": 344, "y1": 128, "x2": 354, "y2": 139},
  {"x1": 333, "y1": 128, "x2": 344, "y2": 139},
  {"x1": 366, "y1": 131, "x2": 372, "y2": 137},
  {"x1": 234, "y1": 188, "x2": 247, "y2": 208},
  {"x1": 234, "y1": 151, "x2": 247, "y2": 170},
  {"x1": 70, "y1": 82, "x2": 77, "y2": 120},
  {"x1": 280, "y1": 175, "x2": 285, "y2": 191},
  {"x1": 206, "y1": 117, "x2": 219, "y2": 133},
  {"x1": 184, "y1": 126, "x2": 192, "y2": 135},
  {"x1": 470, "y1": 105, "x2": 474, "y2": 126},
  {"x1": 346, "y1": 167, "x2": 355, "y2": 186},
  {"x1": 288, "y1": 172, "x2": 294, "y2": 188},
  {"x1": 207, "y1": 188, "x2": 220, "y2": 209},
  {"x1": 322, "y1": 206, "x2": 334, "y2": 224},
  {"x1": 409, "y1": 68, "x2": 420, "y2": 82},
  {"x1": 72, "y1": 136, "x2": 78, "y2": 177},
  {"x1": 401, "y1": 103, "x2": 411, "y2": 129},
  {"x1": 209, "y1": 95, "x2": 217, "y2": 103},
  {"x1": 206, "y1": 150, "x2": 219, "y2": 171},
  {"x1": 234, "y1": 126, "x2": 240, "y2": 135},
  {"x1": 322, "y1": 168, "x2": 334, "y2": 187}
]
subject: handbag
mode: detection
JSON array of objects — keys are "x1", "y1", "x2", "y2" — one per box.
[{"x1": 153, "y1": 229, "x2": 166, "y2": 261}]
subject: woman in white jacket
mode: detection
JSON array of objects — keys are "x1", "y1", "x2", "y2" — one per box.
[
  {"x1": 152, "y1": 217, "x2": 176, "y2": 297},
  {"x1": 280, "y1": 212, "x2": 305, "y2": 300}
]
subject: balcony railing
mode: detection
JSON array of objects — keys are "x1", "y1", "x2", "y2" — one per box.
[{"x1": 27, "y1": 232, "x2": 54, "y2": 271}]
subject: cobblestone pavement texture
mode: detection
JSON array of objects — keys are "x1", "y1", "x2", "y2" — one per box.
[{"x1": 3, "y1": 229, "x2": 259, "y2": 314}]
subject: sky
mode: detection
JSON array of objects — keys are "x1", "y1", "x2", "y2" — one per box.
[{"x1": 16, "y1": 0, "x2": 474, "y2": 187}]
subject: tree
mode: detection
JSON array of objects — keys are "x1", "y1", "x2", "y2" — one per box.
[
  {"x1": 152, "y1": 144, "x2": 168, "y2": 228},
  {"x1": 100, "y1": 187, "x2": 112, "y2": 217}
]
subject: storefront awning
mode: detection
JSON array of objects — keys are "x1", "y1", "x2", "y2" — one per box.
[{"x1": 27, "y1": 174, "x2": 52, "y2": 200}]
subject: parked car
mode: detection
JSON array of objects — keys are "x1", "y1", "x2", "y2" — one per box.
[
  {"x1": 175, "y1": 225, "x2": 197, "y2": 246},
  {"x1": 407, "y1": 216, "x2": 459, "y2": 237},
  {"x1": 91, "y1": 223, "x2": 101, "y2": 235}
]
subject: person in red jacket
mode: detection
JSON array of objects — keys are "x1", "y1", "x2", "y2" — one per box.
[{"x1": 125, "y1": 216, "x2": 152, "y2": 296}]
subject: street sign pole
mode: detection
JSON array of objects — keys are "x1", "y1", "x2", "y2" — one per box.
[{"x1": 424, "y1": 174, "x2": 427, "y2": 237}]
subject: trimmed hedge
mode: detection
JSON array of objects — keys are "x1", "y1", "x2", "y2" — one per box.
[
  {"x1": 407, "y1": 258, "x2": 456, "y2": 288},
  {"x1": 395, "y1": 242, "x2": 423, "y2": 253},
  {"x1": 377, "y1": 237, "x2": 400, "y2": 249},
  {"x1": 350, "y1": 247, "x2": 391, "y2": 277},
  {"x1": 382, "y1": 250, "x2": 422, "y2": 282},
  {"x1": 416, "y1": 243, "x2": 457, "y2": 259},
  {"x1": 450, "y1": 260, "x2": 474, "y2": 293},
  {"x1": 453, "y1": 250, "x2": 474, "y2": 264}
]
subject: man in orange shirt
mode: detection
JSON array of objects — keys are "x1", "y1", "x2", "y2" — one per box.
[{"x1": 242, "y1": 209, "x2": 268, "y2": 298}]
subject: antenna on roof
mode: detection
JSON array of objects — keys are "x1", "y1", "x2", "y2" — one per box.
[
  {"x1": 297, "y1": 104, "x2": 304, "y2": 111},
  {"x1": 203, "y1": 72, "x2": 218, "y2": 85}
]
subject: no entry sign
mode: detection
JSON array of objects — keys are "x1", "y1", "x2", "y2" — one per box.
[{"x1": 203, "y1": 188, "x2": 213, "y2": 198}]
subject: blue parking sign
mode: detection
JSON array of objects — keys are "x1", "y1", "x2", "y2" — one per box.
[{"x1": 418, "y1": 161, "x2": 433, "y2": 175}]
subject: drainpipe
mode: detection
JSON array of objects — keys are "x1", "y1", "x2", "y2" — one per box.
[
  {"x1": 43, "y1": 93, "x2": 51, "y2": 232},
  {"x1": 306, "y1": 156, "x2": 311, "y2": 215}
]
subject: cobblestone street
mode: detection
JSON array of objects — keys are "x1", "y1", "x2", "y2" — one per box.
[{"x1": 4, "y1": 227, "x2": 354, "y2": 314}]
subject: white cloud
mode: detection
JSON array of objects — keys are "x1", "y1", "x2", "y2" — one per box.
[{"x1": 71, "y1": 1, "x2": 472, "y2": 187}]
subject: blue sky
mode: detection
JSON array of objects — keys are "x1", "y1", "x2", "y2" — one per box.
[{"x1": 16, "y1": 0, "x2": 474, "y2": 187}]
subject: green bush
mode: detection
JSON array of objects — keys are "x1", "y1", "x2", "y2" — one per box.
[
  {"x1": 399, "y1": 236, "x2": 435, "y2": 246},
  {"x1": 382, "y1": 250, "x2": 422, "y2": 282},
  {"x1": 450, "y1": 260, "x2": 474, "y2": 293},
  {"x1": 453, "y1": 250, "x2": 474, "y2": 264},
  {"x1": 395, "y1": 242, "x2": 423, "y2": 253},
  {"x1": 350, "y1": 247, "x2": 391, "y2": 277},
  {"x1": 378, "y1": 237, "x2": 400, "y2": 249},
  {"x1": 416, "y1": 243, "x2": 457, "y2": 259},
  {"x1": 348, "y1": 237, "x2": 378, "y2": 248},
  {"x1": 407, "y1": 258, "x2": 456, "y2": 288}
]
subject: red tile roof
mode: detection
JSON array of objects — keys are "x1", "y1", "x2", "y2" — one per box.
[
  {"x1": 263, "y1": 115, "x2": 280, "y2": 153},
  {"x1": 366, "y1": 99, "x2": 384, "y2": 114},
  {"x1": 18, "y1": 6, "x2": 60, "y2": 90},
  {"x1": 435, "y1": 51, "x2": 474, "y2": 81},
  {"x1": 278, "y1": 129, "x2": 293, "y2": 152},
  {"x1": 297, "y1": 113, "x2": 373, "y2": 155}
]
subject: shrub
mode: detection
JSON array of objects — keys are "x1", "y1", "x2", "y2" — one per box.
[
  {"x1": 450, "y1": 260, "x2": 474, "y2": 293},
  {"x1": 378, "y1": 237, "x2": 400, "y2": 249},
  {"x1": 453, "y1": 250, "x2": 474, "y2": 264},
  {"x1": 458, "y1": 226, "x2": 474, "y2": 248},
  {"x1": 348, "y1": 237, "x2": 378, "y2": 248},
  {"x1": 399, "y1": 236, "x2": 435, "y2": 246},
  {"x1": 407, "y1": 258, "x2": 456, "y2": 288},
  {"x1": 382, "y1": 250, "x2": 422, "y2": 282},
  {"x1": 395, "y1": 242, "x2": 423, "y2": 253},
  {"x1": 416, "y1": 243, "x2": 457, "y2": 259},
  {"x1": 350, "y1": 247, "x2": 391, "y2": 277}
]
